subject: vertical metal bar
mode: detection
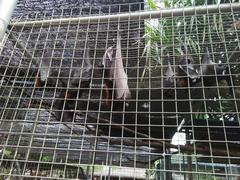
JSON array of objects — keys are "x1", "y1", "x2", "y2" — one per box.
[
  {"x1": 186, "y1": 130, "x2": 193, "y2": 180},
  {"x1": 205, "y1": 5, "x2": 218, "y2": 177},
  {"x1": 107, "y1": 155, "x2": 112, "y2": 180},
  {"x1": 183, "y1": 155, "x2": 186, "y2": 180},
  {"x1": 0, "y1": 0, "x2": 18, "y2": 42},
  {"x1": 165, "y1": 148, "x2": 172, "y2": 180},
  {"x1": 226, "y1": 164, "x2": 229, "y2": 180}
]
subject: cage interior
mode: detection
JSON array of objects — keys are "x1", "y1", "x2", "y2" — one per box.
[{"x1": 0, "y1": 2, "x2": 240, "y2": 179}]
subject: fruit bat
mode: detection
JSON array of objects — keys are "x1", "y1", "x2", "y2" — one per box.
[
  {"x1": 35, "y1": 48, "x2": 92, "y2": 88},
  {"x1": 97, "y1": 53, "x2": 192, "y2": 140},
  {"x1": 198, "y1": 47, "x2": 234, "y2": 95},
  {"x1": 176, "y1": 48, "x2": 235, "y2": 96},
  {"x1": 163, "y1": 55, "x2": 175, "y2": 85},
  {"x1": 163, "y1": 54, "x2": 198, "y2": 90},
  {"x1": 102, "y1": 33, "x2": 131, "y2": 107},
  {"x1": 54, "y1": 48, "x2": 92, "y2": 122},
  {"x1": 102, "y1": 46, "x2": 114, "y2": 107},
  {"x1": 54, "y1": 80, "x2": 90, "y2": 122},
  {"x1": 114, "y1": 34, "x2": 131, "y2": 99},
  {"x1": 162, "y1": 55, "x2": 176, "y2": 98},
  {"x1": 178, "y1": 55, "x2": 199, "y2": 87}
]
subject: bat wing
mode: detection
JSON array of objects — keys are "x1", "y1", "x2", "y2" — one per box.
[
  {"x1": 39, "y1": 59, "x2": 51, "y2": 82},
  {"x1": 113, "y1": 33, "x2": 131, "y2": 99},
  {"x1": 163, "y1": 58, "x2": 176, "y2": 97},
  {"x1": 66, "y1": 48, "x2": 92, "y2": 88},
  {"x1": 178, "y1": 65, "x2": 199, "y2": 79},
  {"x1": 101, "y1": 33, "x2": 131, "y2": 100},
  {"x1": 102, "y1": 46, "x2": 114, "y2": 69},
  {"x1": 198, "y1": 47, "x2": 216, "y2": 76},
  {"x1": 164, "y1": 59, "x2": 175, "y2": 84},
  {"x1": 82, "y1": 47, "x2": 93, "y2": 77}
]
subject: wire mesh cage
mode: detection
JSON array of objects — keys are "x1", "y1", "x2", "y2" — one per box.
[{"x1": 0, "y1": 1, "x2": 240, "y2": 179}]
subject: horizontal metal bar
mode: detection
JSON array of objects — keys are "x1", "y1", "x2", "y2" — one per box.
[{"x1": 9, "y1": 3, "x2": 240, "y2": 28}]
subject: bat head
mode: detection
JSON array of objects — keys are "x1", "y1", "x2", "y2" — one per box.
[
  {"x1": 178, "y1": 55, "x2": 199, "y2": 79},
  {"x1": 178, "y1": 55, "x2": 199, "y2": 87}
]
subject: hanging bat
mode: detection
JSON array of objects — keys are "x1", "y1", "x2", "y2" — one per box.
[
  {"x1": 98, "y1": 53, "x2": 192, "y2": 140},
  {"x1": 176, "y1": 48, "x2": 235, "y2": 95},
  {"x1": 102, "y1": 33, "x2": 131, "y2": 108},
  {"x1": 198, "y1": 47, "x2": 234, "y2": 95},
  {"x1": 54, "y1": 48, "x2": 92, "y2": 122},
  {"x1": 102, "y1": 45, "x2": 114, "y2": 107},
  {"x1": 178, "y1": 55, "x2": 199, "y2": 87},
  {"x1": 163, "y1": 54, "x2": 176, "y2": 98},
  {"x1": 163, "y1": 54, "x2": 175, "y2": 86},
  {"x1": 114, "y1": 33, "x2": 131, "y2": 99},
  {"x1": 54, "y1": 80, "x2": 90, "y2": 122}
]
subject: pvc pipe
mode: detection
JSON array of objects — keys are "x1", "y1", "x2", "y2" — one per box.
[
  {"x1": 0, "y1": 0, "x2": 18, "y2": 42},
  {"x1": 9, "y1": 3, "x2": 240, "y2": 28}
]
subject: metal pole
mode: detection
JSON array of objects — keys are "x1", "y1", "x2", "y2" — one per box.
[
  {"x1": 186, "y1": 130, "x2": 193, "y2": 180},
  {"x1": 9, "y1": 3, "x2": 240, "y2": 28},
  {"x1": 0, "y1": 0, "x2": 18, "y2": 42},
  {"x1": 165, "y1": 148, "x2": 172, "y2": 180}
]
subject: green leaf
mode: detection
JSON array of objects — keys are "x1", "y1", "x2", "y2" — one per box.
[
  {"x1": 163, "y1": 0, "x2": 170, "y2": 8},
  {"x1": 202, "y1": 15, "x2": 206, "y2": 44},
  {"x1": 41, "y1": 155, "x2": 52, "y2": 162},
  {"x1": 146, "y1": 0, "x2": 158, "y2": 10},
  {"x1": 3, "y1": 149, "x2": 12, "y2": 157},
  {"x1": 190, "y1": 16, "x2": 195, "y2": 33}
]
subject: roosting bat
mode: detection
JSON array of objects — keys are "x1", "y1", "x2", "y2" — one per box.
[
  {"x1": 162, "y1": 56, "x2": 175, "y2": 98},
  {"x1": 176, "y1": 48, "x2": 235, "y2": 95},
  {"x1": 34, "y1": 48, "x2": 92, "y2": 88},
  {"x1": 97, "y1": 45, "x2": 238, "y2": 140},
  {"x1": 54, "y1": 48, "x2": 92, "y2": 122},
  {"x1": 54, "y1": 80, "x2": 90, "y2": 122},
  {"x1": 199, "y1": 48, "x2": 226, "y2": 84},
  {"x1": 197, "y1": 47, "x2": 234, "y2": 95},
  {"x1": 162, "y1": 54, "x2": 194, "y2": 97},
  {"x1": 178, "y1": 55, "x2": 199, "y2": 87},
  {"x1": 99, "y1": 49, "x2": 192, "y2": 140},
  {"x1": 101, "y1": 33, "x2": 131, "y2": 108}
]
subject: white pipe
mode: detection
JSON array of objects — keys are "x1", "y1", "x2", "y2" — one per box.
[
  {"x1": 9, "y1": 3, "x2": 240, "y2": 27},
  {"x1": 0, "y1": 0, "x2": 18, "y2": 42}
]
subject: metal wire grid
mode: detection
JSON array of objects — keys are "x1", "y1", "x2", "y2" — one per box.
[
  {"x1": 0, "y1": 2, "x2": 240, "y2": 179},
  {"x1": 13, "y1": 1, "x2": 145, "y2": 21}
]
